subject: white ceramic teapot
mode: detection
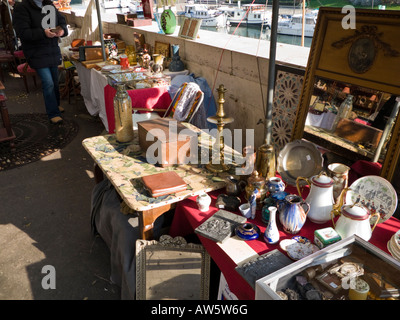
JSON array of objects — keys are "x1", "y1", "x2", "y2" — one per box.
[
  {"x1": 332, "y1": 203, "x2": 380, "y2": 241},
  {"x1": 296, "y1": 172, "x2": 335, "y2": 224}
]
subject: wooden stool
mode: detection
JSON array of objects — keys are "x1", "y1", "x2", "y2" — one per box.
[{"x1": 0, "y1": 81, "x2": 16, "y2": 150}]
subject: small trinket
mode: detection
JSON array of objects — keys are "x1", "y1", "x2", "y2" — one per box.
[
  {"x1": 249, "y1": 189, "x2": 258, "y2": 219},
  {"x1": 314, "y1": 227, "x2": 342, "y2": 249}
]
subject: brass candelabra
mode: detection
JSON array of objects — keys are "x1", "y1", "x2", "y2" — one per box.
[{"x1": 206, "y1": 84, "x2": 234, "y2": 173}]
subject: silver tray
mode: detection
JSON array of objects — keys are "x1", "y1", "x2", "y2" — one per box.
[{"x1": 277, "y1": 139, "x2": 323, "y2": 186}]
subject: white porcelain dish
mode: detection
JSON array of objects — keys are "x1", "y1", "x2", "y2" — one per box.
[{"x1": 346, "y1": 175, "x2": 398, "y2": 224}]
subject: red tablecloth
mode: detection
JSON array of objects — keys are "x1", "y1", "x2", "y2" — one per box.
[
  {"x1": 169, "y1": 187, "x2": 400, "y2": 300},
  {"x1": 104, "y1": 84, "x2": 172, "y2": 133}
]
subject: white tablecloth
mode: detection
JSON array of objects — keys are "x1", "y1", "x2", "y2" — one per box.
[{"x1": 74, "y1": 62, "x2": 109, "y2": 131}]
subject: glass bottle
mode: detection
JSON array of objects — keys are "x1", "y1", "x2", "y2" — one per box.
[
  {"x1": 114, "y1": 84, "x2": 134, "y2": 143},
  {"x1": 331, "y1": 95, "x2": 353, "y2": 132}
]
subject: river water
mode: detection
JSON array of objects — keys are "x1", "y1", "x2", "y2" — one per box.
[{"x1": 201, "y1": 24, "x2": 313, "y2": 47}]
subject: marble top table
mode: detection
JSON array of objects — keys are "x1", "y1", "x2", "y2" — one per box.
[{"x1": 82, "y1": 123, "x2": 244, "y2": 239}]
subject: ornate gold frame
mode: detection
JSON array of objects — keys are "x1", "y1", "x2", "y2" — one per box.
[
  {"x1": 292, "y1": 7, "x2": 400, "y2": 182},
  {"x1": 135, "y1": 235, "x2": 210, "y2": 300}
]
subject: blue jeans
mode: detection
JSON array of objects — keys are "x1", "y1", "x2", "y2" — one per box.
[{"x1": 36, "y1": 67, "x2": 61, "y2": 120}]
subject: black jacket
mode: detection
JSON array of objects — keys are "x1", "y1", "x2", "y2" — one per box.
[{"x1": 13, "y1": 0, "x2": 68, "y2": 69}]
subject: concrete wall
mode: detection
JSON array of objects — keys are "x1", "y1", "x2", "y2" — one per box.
[{"x1": 63, "y1": 12, "x2": 310, "y2": 148}]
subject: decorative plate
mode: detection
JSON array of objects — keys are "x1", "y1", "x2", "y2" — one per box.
[
  {"x1": 277, "y1": 139, "x2": 323, "y2": 186},
  {"x1": 279, "y1": 239, "x2": 297, "y2": 251},
  {"x1": 346, "y1": 175, "x2": 398, "y2": 224},
  {"x1": 387, "y1": 240, "x2": 400, "y2": 261},
  {"x1": 286, "y1": 242, "x2": 319, "y2": 260}
]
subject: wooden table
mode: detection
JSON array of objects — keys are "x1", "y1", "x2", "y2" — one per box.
[{"x1": 82, "y1": 124, "x2": 243, "y2": 239}]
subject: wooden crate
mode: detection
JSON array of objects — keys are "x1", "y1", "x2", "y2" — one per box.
[
  {"x1": 137, "y1": 118, "x2": 196, "y2": 167},
  {"x1": 116, "y1": 13, "x2": 137, "y2": 24}
]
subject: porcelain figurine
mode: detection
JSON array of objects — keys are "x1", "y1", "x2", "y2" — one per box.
[
  {"x1": 264, "y1": 207, "x2": 280, "y2": 244},
  {"x1": 249, "y1": 189, "x2": 258, "y2": 219},
  {"x1": 196, "y1": 192, "x2": 211, "y2": 212},
  {"x1": 278, "y1": 194, "x2": 310, "y2": 234}
]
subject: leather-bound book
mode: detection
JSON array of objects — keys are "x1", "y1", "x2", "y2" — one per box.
[{"x1": 141, "y1": 171, "x2": 187, "y2": 197}]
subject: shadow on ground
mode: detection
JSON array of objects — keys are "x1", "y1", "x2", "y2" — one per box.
[{"x1": 0, "y1": 70, "x2": 121, "y2": 299}]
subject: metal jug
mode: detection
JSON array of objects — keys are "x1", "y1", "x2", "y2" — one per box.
[{"x1": 296, "y1": 172, "x2": 335, "y2": 224}]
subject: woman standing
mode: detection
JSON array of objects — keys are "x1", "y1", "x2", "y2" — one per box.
[{"x1": 13, "y1": 0, "x2": 68, "y2": 124}]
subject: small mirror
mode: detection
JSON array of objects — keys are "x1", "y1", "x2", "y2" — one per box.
[
  {"x1": 136, "y1": 235, "x2": 210, "y2": 300},
  {"x1": 292, "y1": 8, "x2": 400, "y2": 182}
]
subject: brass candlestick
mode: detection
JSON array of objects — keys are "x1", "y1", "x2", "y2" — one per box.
[{"x1": 206, "y1": 84, "x2": 234, "y2": 173}]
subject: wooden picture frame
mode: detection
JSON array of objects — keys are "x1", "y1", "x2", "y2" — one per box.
[
  {"x1": 178, "y1": 18, "x2": 201, "y2": 40},
  {"x1": 133, "y1": 32, "x2": 145, "y2": 52},
  {"x1": 154, "y1": 41, "x2": 170, "y2": 58},
  {"x1": 135, "y1": 235, "x2": 210, "y2": 300},
  {"x1": 292, "y1": 7, "x2": 400, "y2": 182}
]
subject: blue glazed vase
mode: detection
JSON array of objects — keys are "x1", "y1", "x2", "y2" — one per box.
[
  {"x1": 267, "y1": 177, "x2": 286, "y2": 195},
  {"x1": 278, "y1": 194, "x2": 310, "y2": 234}
]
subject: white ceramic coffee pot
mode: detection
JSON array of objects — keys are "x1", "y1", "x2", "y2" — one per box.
[
  {"x1": 333, "y1": 203, "x2": 379, "y2": 241},
  {"x1": 296, "y1": 172, "x2": 335, "y2": 224}
]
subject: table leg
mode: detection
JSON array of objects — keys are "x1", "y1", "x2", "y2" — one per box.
[{"x1": 138, "y1": 203, "x2": 176, "y2": 240}]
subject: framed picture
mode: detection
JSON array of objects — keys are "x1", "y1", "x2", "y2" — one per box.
[
  {"x1": 154, "y1": 41, "x2": 170, "y2": 58},
  {"x1": 292, "y1": 7, "x2": 400, "y2": 182},
  {"x1": 178, "y1": 18, "x2": 201, "y2": 40},
  {"x1": 136, "y1": 235, "x2": 210, "y2": 300}
]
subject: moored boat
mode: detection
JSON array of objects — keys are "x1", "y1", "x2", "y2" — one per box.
[
  {"x1": 277, "y1": 11, "x2": 317, "y2": 37},
  {"x1": 220, "y1": 4, "x2": 272, "y2": 26},
  {"x1": 179, "y1": 4, "x2": 229, "y2": 28}
]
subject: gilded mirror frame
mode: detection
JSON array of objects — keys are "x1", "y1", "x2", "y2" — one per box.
[
  {"x1": 135, "y1": 235, "x2": 210, "y2": 300},
  {"x1": 292, "y1": 7, "x2": 400, "y2": 182}
]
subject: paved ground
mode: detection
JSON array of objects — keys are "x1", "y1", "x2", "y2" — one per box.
[{"x1": 0, "y1": 69, "x2": 121, "y2": 300}]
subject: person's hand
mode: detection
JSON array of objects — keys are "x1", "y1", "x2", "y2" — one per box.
[
  {"x1": 54, "y1": 28, "x2": 64, "y2": 37},
  {"x1": 44, "y1": 28, "x2": 57, "y2": 38}
]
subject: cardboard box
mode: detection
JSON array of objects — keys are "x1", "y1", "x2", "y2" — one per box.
[
  {"x1": 116, "y1": 13, "x2": 137, "y2": 24},
  {"x1": 137, "y1": 118, "x2": 196, "y2": 167},
  {"x1": 78, "y1": 45, "x2": 102, "y2": 61},
  {"x1": 127, "y1": 18, "x2": 152, "y2": 27}
]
